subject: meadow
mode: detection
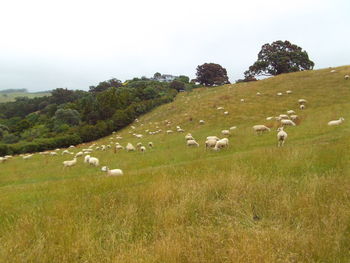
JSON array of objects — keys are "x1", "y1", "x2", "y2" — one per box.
[{"x1": 0, "y1": 66, "x2": 349, "y2": 262}]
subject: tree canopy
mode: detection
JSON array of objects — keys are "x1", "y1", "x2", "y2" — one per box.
[
  {"x1": 196, "y1": 63, "x2": 230, "y2": 86},
  {"x1": 244, "y1": 40, "x2": 314, "y2": 78}
]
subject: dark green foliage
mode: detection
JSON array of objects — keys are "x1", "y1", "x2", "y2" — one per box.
[
  {"x1": 54, "y1": 109, "x2": 81, "y2": 126},
  {"x1": 244, "y1": 40, "x2": 314, "y2": 78},
  {"x1": 170, "y1": 80, "x2": 185, "y2": 91},
  {"x1": 89, "y1": 78, "x2": 122, "y2": 93},
  {"x1": 196, "y1": 63, "x2": 230, "y2": 86}
]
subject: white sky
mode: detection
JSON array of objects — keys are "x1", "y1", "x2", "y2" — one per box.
[{"x1": 0, "y1": 0, "x2": 349, "y2": 91}]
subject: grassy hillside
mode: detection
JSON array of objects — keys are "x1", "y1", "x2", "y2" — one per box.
[
  {"x1": 0, "y1": 91, "x2": 51, "y2": 103},
  {"x1": 1, "y1": 66, "x2": 350, "y2": 262}
]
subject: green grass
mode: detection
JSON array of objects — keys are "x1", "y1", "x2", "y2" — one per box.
[
  {"x1": 1, "y1": 66, "x2": 350, "y2": 262},
  {"x1": 0, "y1": 91, "x2": 51, "y2": 103}
]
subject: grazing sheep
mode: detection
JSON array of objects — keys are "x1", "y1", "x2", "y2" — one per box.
[
  {"x1": 50, "y1": 152, "x2": 58, "y2": 156},
  {"x1": 277, "y1": 127, "x2": 288, "y2": 147},
  {"x1": 300, "y1": 104, "x2": 305, "y2": 110},
  {"x1": 217, "y1": 107, "x2": 224, "y2": 110},
  {"x1": 253, "y1": 125, "x2": 271, "y2": 134},
  {"x1": 229, "y1": 126, "x2": 237, "y2": 130},
  {"x1": 148, "y1": 142, "x2": 153, "y2": 148},
  {"x1": 166, "y1": 130, "x2": 174, "y2": 134},
  {"x1": 328, "y1": 117, "x2": 345, "y2": 126},
  {"x1": 101, "y1": 166, "x2": 124, "y2": 176},
  {"x1": 136, "y1": 142, "x2": 143, "y2": 148},
  {"x1": 298, "y1": 99, "x2": 307, "y2": 104},
  {"x1": 345, "y1": 75, "x2": 349, "y2": 80},
  {"x1": 330, "y1": 69, "x2": 336, "y2": 73},
  {"x1": 224, "y1": 111, "x2": 229, "y2": 115},
  {"x1": 75, "y1": 152, "x2": 83, "y2": 157},
  {"x1": 221, "y1": 130, "x2": 230, "y2": 136},
  {"x1": 256, "y1": 92, "x2": 261, "y2": 95},
  {"x1": 84, "y1": 155, "x2": 91, "y2": 163},
  {"x1": 187, "y1": 139, "x2": 199, "y2": 147},
  {"x1": 140, "y1": 146, "x2": 146, "y2": 152},
  {"x1": 205, "y1": 139, "x2": 217, "y2": 149},
  {"x1": 287, "y1": 110, "x2": 295, "y2": 115},
  {"x1": 177, "y1": 128, "x2": 185, "y2": 133},
  {"x1": 240, "y1": 99, "x2": 245, "y2": 102},
  {"x1": 279, "y1": 114, "x2": 289, "y2": 119},
  {"x1": 88, "y1": 157, "x2": 99, "y2": 166},
  {"x1": 199, "y1": 120, "x2": 205, "y2": 125},
  {"x1": 286, "y1": 90, "x2": 292, "y2": 94},
  {"x1": 206, "y1": 136, "x2": 220, "y2": 141},
  {"x1": 266, "y1": 117, "x2": 274, "y2": 121},
  {"x1": 0, "y1": 157, "x2": 7, "y2": 163},
  {"x1": 69, "y1": 145, "x2": 75, "y2": 148},
  {"x1": 63, "y1": 157, "x2": 77, "y2": 167},
  {"x1": 290, "y1": 115, "x2": 298, "y2": 121},
  {"x1": 277, "y1": 92, "x2": 283, "y2": 96},
  {"x1": 126, "y1": 143, "x2": 136, "y2": 152},
  {"x1": 23, "y1": 154, "x2": 34, "y2": 160},
  {"x1": 213, "y1": 138, "x2": 229, "y2": 151},
  {"x1": 281, "y1": 119, "x2": 296, "y2": 126},
  {"x1": 185, "y1": 134, "x2": 194, "y2": 140}
]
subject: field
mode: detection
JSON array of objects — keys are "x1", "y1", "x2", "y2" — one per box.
[
  {"x1": 1, "y1": 66, "x2": 350, "y2": 262},
  {"x1": 0, "y1": 91, "x2": 51, "y2": 103}
]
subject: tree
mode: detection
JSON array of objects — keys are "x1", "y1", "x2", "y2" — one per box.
[
  {"x1": 169, "y1": 80, "x2": 185, "y2": 91},
  {"x1": 244, "y1": 40, "x2": 314, "y2": 78},
  {"x1": 177, "y1": 75, "x2": 190, "y2": 83},
  {"x1": 89, "y1": 78, "x2": 122, "y2": 93},
  {"x1": 195, "y1": 63, "x2": 230, "y2": 86},
  {"x1": 153, "y1": 72, "x2": 161, "y2": 79},
  {"x1": 54, "y1": 109, "x2": 81, "y2": 126}
]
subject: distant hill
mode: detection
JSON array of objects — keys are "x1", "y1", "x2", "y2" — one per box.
[{"x1": 0, "y1": 90, "x2": 51, "y2": 103}]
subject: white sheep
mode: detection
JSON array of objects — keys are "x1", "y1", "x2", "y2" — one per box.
[
  {"x1": 345, "y1": 75, "x2": 349, "y2": 80},
  {"x1": 23, "y1": 154, "x2": 34, "y2": 160},
  {"x1": 240, "y1": 99, "x2": 245, "y2": 102},
  {"x1": 286, "y1": 90, "x2": 292, "y2": 94},
  {"x1": 217, "y1": 107, "x2": 224, "y2": 110},
  {"x1": 185, "y1": 134, "x2": 194, "y2": 141},
  {"x1": 50, "y1": 151, "x2": 57, "y2": 156},
  {"x1": 328, "y1": 117, "x2": 345, "y2": 126},
  {"x1": 136, "y1": 142, "x2": 143, "y2": 148},
  {"x1": 330, "y1": 69, "x2": 336, "y2": 73},
  {"x1": 187, "y1": 139, "x2": 199, "y2": 147},
  {"x1": 0, "y1": 157, "x2": 7, "y2": 163},
  {"x1": 126, "y1": 143, "x2": 136, "y2": 152},
  {"x1": 206, "y1": 136, "x2": 220, "y2": 141},
  {"x1": 253, "y1": 125, "x2": 271, "y2": 134},
  {"x1": 277, "y1": 92, "x2": 283, "y2": 96},
  {"x1": 300, "y1": 104, "x2": 305, "y2": 110},
  {"x1": 205, "y1": 139, "x2": 217, "y2": 149},
  {"x1": 266, "y1": 117, "x2": 274, "y2": 121},
  {"x1": 290, "y1": 115, "x2": 298, "y2": 121},
  {"x1": 88, "y1": 157, "x2": 99, "y2": 166},
  {"x1": 199, "y1": 120, "x2": 205, "y2": 125},
  {"x1": 277, "y1": 127, "x2": 288, "y2": 147},
  {"x1": 221, "y1": 130, "x2": 230, "y2": 136},
  {"x1": 298, "y1": 99, "x2": 307, "y2": 104},
  {"x1": 229, "y1": 126, "x2": 237, "y2": 130},
  {"x1": 101, "y1": 166, "x2": 124, "y2": 176},
  {"x1": 213, "y1": 138, "x2": 229, "y2": 151},
  {"x1": 140, "y1": 146, "x2": 146, "y2": 152},
  {"x1": 63, "y1": 157, "x2": 77, "y2": 167},
  {"x1": 279, "y1": 114, "x2": 290, "y2": 119},
  {"x1": 148, "y1": 142, "x2": 153, "y2": 148},
  {"x1": 75, "y1": 152, "x2": 83, "y2": 157},
  {"x1": 287, "y1": 110, "x2": 295, "y2": 115},
  {"x1": 84, "y1": 155, "x2": 91, "y2": 163},
  {"x1": 166, "y1": 130, "x2": 174, "y2": 134},
  {"x1": 256, "y1": 92, "x2": 261, "y2": 96},
  {"x1": 224, "y1": 111, "x2": 229, "y2": 115},
  {"x1": 281, "y1": 119, "x2": 296, "y2": 126}
]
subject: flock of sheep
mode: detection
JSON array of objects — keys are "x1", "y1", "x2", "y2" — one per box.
[{"x1": 0, "y1": 71, "x2": 348, "y2": 175}]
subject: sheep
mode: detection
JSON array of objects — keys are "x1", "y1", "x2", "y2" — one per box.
[
  {"x1": 148, "y1": 142, "x2": 153, "y2": 148},
  {"x1": 69, "y1": 145, "x2": 75, "y2": 148},
  {"x1": 177, "y1": 128, "x2": 185, "y2": 133},
  {"x1": 300, "y1": 104, "x2": 305, "y2": 110},
  {"x1": 281, "y1": 119, "x2": 296, "y2": 126},
  {"x1": 253, "y1": 125, "x2": 271, "y2": 134},
  {"x1": 75, "y1": 152, "x2": 83, "y2": 157},
  {"x1": 140, "y1": 146, "x2": 146, "y2": 152},
  {"x1": 229, "y1": 126, "x2": 237, "y2": 130},
  {"x1": 256, "y1": 92, "x2": 261, "y2": 95},
  {"x1": 240, "y1": 99, "x2": 245, "y2": 102},
  {"x1": 185, "y1": 133, "x2": 193, "y2": 140},
  {"x1": 213, "y1": 138, "x2": 229, "y2": 151},
  {"x1": 330, "y1": 69, "x2": 336, "y2": 73},
  {"x1": 206, "y1": 136, "x2": 220, "y2": 141},
  {"x1": 205, "y1": 139, "x2": 217, "y2": 149},
  {"x1": 166, "y1": 130, "x2": 174, "y2": 134},
  {"x1": 221, "y1": 130, "x2": 230, "y2": 136},
  {"x1": 277, "y1": 127, "x2": 288, "y2": 147},
  {"x1": 279, "y1": 114, "x2": 289, "y2": 119},
  {"x1": 63, "y1": 157, "x2": 77, "y2": 167},
  {"x1": 62, "y1": 150, "x2": 73, "y2": 155},
  {"x1": 328, "y1": 117, "x2": 345, "y2": 126},
  {"x1": 186, "y1": 139, "x2": 199, "y2": 147},
  {"x1": 266, "y1": 117, "x2": 274, "y2": 121},
  {"x1": 286, "y1": 90, "x2": 292, "y2": 94},
  {"x1": 345, "y1": 75, "x2": 349, "y2": 80},
  {"x1": 298, "y1": 99, "x2": 307, "y2": 104},
  {"x1": 101, "y1": 166, "x2": 124, "y2": 176},
  {"x1": 199, "y1": 120, "x2": 205, "y2": 125},
  {"x1": 50, "y1": 152, "x2": 58, "y2": 156},
  {"x1": 88, "y1": 157, "x2": 99, "y2": 166},
  {"x1": 217, "y1": 107, "x2": 224, "y2": 110},
  {"x1": 23, "y1": 154, "x2": 34, "y2": 160},
  {"x1": 84, "y1": 155, "x2": 91, "y2": 163},
  {"x1": 287, "y1": 110, "x2": 295, "y2": 115},
  {"x1": 277, "y1": 92, "x2": 283, "y2": 96},
  {"x1": 136, "y1": 142, "x2": 143, "y2": 148},
  {"x1": 126, "y1": 143, "x2": 136, "y2": 152},
  {"x1": 0, "y1": 157, "x2": 7, "y2": 163},
  {"x1": 134, "y1": 134, "x2": 143, "y2": 139},
  {"x1": 290, "y1": 115, "x2": 298, "y2": 121}
]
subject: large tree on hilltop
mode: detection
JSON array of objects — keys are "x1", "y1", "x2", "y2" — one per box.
[
  {"x1": 196, "y1": 63, "x2": 230, "y2": 86},
  {"x1": 244, "y1": 40, "x2": 314, "y2": 78}
]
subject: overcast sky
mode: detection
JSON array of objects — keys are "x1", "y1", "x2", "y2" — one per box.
[{"x1": 0, "y1": 0, "x2": 349, "y2": 92}]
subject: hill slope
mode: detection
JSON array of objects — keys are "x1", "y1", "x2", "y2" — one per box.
[
  {"x1": 0, "y1": 91, "x2": 51, "y2": 103},
  {"x1": 1, "y1": 66, "x2": 350, "y2": 262}
]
